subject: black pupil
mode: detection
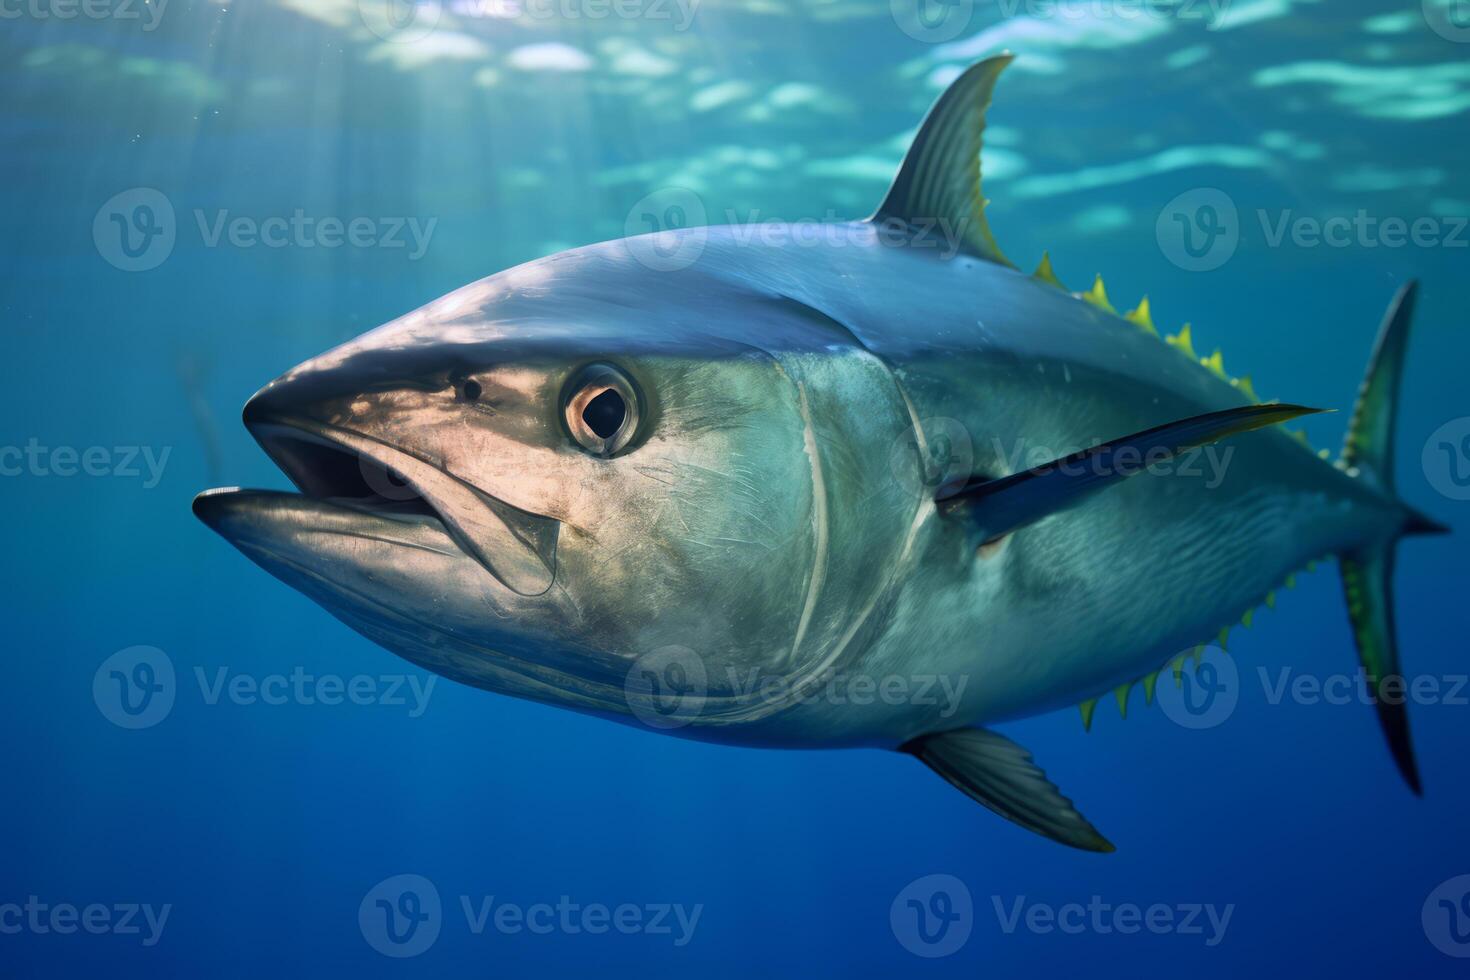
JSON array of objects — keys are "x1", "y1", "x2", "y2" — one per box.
[
  {"x1": 462, "y1": 379, "x2": 482, "y2": 402},
  {"x1": 582, "y1": 388, "x2": 626, "y2": 440}
]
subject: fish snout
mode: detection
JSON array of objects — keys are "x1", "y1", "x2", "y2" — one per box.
[{"x1": 237, "y1": 354, "x2": 562, "y2": 598}]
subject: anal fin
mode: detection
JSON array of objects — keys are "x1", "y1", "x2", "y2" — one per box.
[{"x1": 901, "y1": 727, "x2": 1114, "y2": 852}]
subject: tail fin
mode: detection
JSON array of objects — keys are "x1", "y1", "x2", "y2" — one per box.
[{"x1": 1338, "y1": 280, "x2": 1449, "y2": 795}]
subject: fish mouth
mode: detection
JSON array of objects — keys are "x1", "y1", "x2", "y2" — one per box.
[{"x1": 198, "y1": 416, "x2": 560, "y2": 597}]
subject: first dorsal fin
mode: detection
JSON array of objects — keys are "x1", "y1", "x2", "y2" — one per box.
[{"x1": 871, "y1": 54, "x2": 1014, "y2": 267}]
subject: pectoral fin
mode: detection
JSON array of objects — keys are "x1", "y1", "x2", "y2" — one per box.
[
  {"x1": 943, "y1": 403, "x2": 1325, "y2": 545},
  {"x1": 901, "y1": 727, "x2": 1114, "y2": 852}
]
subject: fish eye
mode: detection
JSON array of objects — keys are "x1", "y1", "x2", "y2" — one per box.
[
  {"x1": 461, "y1": 379, "x2": 483, "y2": 403},
  {"x1": 563, "y1": 363, "x2": 641, "y2": 457}
]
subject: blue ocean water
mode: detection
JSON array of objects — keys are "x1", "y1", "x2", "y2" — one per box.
[{"x1": 3, "y1": 0, "x2": 1469, "y2": 975}]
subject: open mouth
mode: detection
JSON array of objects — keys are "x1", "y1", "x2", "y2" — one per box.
[{"x1": 201, "y1": 415, "x2": 561, "y2": 597}]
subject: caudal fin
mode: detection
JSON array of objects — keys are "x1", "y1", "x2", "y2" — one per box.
[{"x1": 1337, "y1": 280, "x2": 1449, "y2": 795}]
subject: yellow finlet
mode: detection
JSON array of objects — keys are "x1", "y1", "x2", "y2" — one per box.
[
  {"x1": 1114, "y1": 682, "x2": 1132, "y2": 718},
  {"x1": 1033, "y1": 251, "x2": 1066, "y2": 290},
  {"x1": 1080, "y1": 274, "x2": 1115, "y2": 313},
  {"x1": 1232, "y1": 375, "x2": 1259, "y2": 403},
  {"x1": 1317, "y1": 447, "x2": 1332, "y2": 460},
  {"x1": 1079, "y1": 698, "x2": 1098, "y2": 731},
  {"x1": 1216, "y1": 628, "x2": 1229, "y2": 652},
  {"x1": 1142, "y1": 671, "x2": 1159, "y2": 705},
  {"x1": 1125, "y1": 296, "x2": 1158, "y2": 336},
  {"x1": 1265, "y1": 590, "x2": 1277, "y2": 609},
  {"x1": 1172, "y1": 655, "x2": 1186, "y2": 686},
  {"x1": 1166, "y1": 323, "x2": 1198, "y2": 360},
  {"x1": 1306, "y1": 560, "x2": 1318, "y2": 573},
  {"x1": 1241, "y1": 607, "x2": 1254, "y2": 628},
  {"x1": 1201, "y1": 349, "x2": 1226, "y2": 379},
  {"x1": 1290, "y1": 429, "x2": 1311, "y2": 447},
  {"x1": 1285, "y1": 573, "x2": 1297, "y2": 589}
]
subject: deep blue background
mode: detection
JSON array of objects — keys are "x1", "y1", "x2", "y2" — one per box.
[{"x1": 3, "y1": 1, "x2": 1468, "y2": 975}]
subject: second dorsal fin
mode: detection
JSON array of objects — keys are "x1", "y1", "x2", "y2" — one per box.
[{"x1": 870, "y1": 54, "x2": 1014, "y2": 267}]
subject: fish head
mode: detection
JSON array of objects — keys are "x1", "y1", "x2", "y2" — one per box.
[{"x1": 193, "y1": 245, "x2": 918, "y2": 730}]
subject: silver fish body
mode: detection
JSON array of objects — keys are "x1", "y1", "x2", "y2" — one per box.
[
  {"x1": 197, "y1": 224, "x2": 1394, "y2": 746},
  {"x1": 196, "y1": 55, "x2": 1444, "y2": 849}
]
